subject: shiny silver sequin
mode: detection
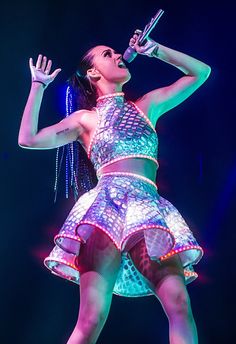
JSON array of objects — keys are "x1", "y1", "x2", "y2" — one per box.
[
  {"x1": 44, "y1": 174, "x2": 203, "y2": 297},
  {"x1": 44, "y1": 94, "x2": 203, "y2": 297},
  {"x1": 89, "y1": 95, "x2": 158, "y2": 173}
]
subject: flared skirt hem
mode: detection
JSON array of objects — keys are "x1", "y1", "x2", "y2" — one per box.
[
  {"x1": 44, "y1": 173, "x2": 204, "y2": 297},
  {"x1": 44, "y1": 224, "x2": 203, "y2": 297}
]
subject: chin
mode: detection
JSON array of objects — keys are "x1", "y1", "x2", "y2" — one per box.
[
  {"x1": 108, "y1": 70, "x2": 131, "y2": 85},
  {"x1": 118, "y1": 70, "x2": 131, "y2": 84},
  {"x1": 122, "y1": 74, "x2": 131, "y2": 84}
]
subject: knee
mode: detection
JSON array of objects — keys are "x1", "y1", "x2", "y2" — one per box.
[
  {"x1": 81, "y1": 314, "x2": 105, "y2": 335},
  {"x1": 163, "y1": 289, "x2": 192, "y2": 319},
  {"x1": 77, "y1": 308, "x2": 107, "y2": 336}
]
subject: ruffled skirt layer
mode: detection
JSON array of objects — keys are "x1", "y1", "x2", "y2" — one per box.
[{"x1": 44, "y1": 172, "x2": 203, "y2": 297}]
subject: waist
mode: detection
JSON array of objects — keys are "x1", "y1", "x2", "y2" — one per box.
[
  {"x1": 98, "y1": 172, "x2": 158, "y2": 189},
  {"x1": 97, "y1": 157, "x2": 158, "y2": 184}
]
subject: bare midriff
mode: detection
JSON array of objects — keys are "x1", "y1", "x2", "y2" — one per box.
[{"x1": 99, "y1": 157, "x2": 158, "y2": 183}]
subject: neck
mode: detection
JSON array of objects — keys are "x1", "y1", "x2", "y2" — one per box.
[
  {"x1": 96, "y1": 83, "x2": 123, "y2": 97},
  {"x1": 96, "y1": 91, "x2": 124, "y2": 102}
]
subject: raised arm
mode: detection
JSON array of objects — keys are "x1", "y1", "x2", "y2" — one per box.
[
  {"x1": 18, "y1": 54, "x2": 85, "y2": 150},
  {"x1": 129, "y1": 30, "x2": 211, "y2": 125}
]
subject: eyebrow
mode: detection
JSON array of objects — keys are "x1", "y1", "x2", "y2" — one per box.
[{"x1": 101, "y1": 49, "x2": 117, "y2": 55}]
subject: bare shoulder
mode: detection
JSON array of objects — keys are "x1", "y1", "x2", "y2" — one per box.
[
  {"x1": 61, "y1": 108, "x2": 97, "y2": 131},
  {"x1": 77, "y1": 108, "x2": 98, "y2": 132},
  {"x1": 134, "y1": 94, "x2": 152, "y2": 114},
  {"x1": 67, "y1": 109, "x2": 91, "y2": 121},
  {"x1": 133, "y1": 93, "x2": 161, "y2": 126},
  {"x1": 73, "y1": 108, "x2": 98, "y2": 151}
]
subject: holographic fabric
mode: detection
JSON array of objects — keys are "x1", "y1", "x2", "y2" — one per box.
[
  {"x1": 88, "y1": 92, "x2": 159, "y2": 177},
  {"x1": 44, "y1": 92, "x2": 203, "y2": 297},
  {"x1": 44, "y1": 173, "x2": 203, "y2": 297}
]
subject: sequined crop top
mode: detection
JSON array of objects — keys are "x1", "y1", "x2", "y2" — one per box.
[{"x1": 87, "y1": 92, "x2": 158, "y2": 177}]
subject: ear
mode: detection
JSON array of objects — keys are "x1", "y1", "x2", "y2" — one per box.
[{"x1": 87, "y1": 67, "x2": 100, "y2": 81}]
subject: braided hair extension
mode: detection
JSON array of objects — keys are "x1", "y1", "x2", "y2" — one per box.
[{"x1": 54, "y1": 48, "x2": 98, "y2": 202}]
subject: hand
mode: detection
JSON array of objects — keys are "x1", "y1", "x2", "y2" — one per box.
[
  {"x1": 129, "y1": 29, "x2": 159, "y2": 57},
  {"x1": 29, "y1": 54, "x2": 61, "y2": 89}
]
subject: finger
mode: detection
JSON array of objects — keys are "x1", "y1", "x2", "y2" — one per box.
[
  {"x1": 29, "y1": 57, "x2": 34, "y2": 69},
  {"x1": 36, "y1": 54, "x2": 43, "y2": 69},
  {"x1": 45, "y1": 60, "x2": 52, "y2": 74},
  {"x1": 41, "y1": 56, "x2": 47, "y2": 71},
  {"x1": 50, "y1": 68, "x2": 62, "y2": 79}
]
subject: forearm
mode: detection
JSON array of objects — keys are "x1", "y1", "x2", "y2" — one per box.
[
  {"x1": 153, "y1": 43, "x2": 211, "y2": 78},
  {"x1": 18, "y1": 82, "x2": 45, "y2": 146}
]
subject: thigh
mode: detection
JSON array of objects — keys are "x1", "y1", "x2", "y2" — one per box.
[
  {"x1": 75, "y1": 226, "x2": 121, "y2": 321},
  {"x1": 76, "y1": 225, "x2": 121, "y2": 290},
  {"x1": 129, "y1": 238, "x2": 185, "y2": 292},
  {"x1": 73, "y1": 226, "x2": 121, "y2": 341}
]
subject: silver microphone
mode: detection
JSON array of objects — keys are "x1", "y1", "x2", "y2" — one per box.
[{"x1": 123, "y1": 9, "x2": 165, "y2": 63}]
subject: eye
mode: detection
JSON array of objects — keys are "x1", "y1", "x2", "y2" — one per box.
[{"x1": 104, "y1": 50, "x2": 112, "y2": 57}]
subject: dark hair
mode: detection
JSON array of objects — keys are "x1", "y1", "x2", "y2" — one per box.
[
  {"x1": 54, "y1": 47, "x2": 98, "y2": 202},
  {"x1": 68, "y1": 47, "x2": 98, "y2": 110}
]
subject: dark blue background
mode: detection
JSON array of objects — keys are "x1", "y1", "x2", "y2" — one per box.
[{"x1": 1, "y1": 0, "x2": 235, "y2": 343}]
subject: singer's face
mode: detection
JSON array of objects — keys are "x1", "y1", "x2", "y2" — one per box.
[{"x1": 90, "y1": 45, "x2": 131, "y2": 84}]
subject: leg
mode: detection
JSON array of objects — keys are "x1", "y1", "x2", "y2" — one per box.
[
  {"x1": 129, "y1": 239, "x2": 198, "y2": 344},
  {"x1": 66, "y1": 225, "x2": 121, "y2": 344}
]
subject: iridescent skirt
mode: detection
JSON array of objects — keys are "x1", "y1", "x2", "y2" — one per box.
[{"x1": 44, "y1": 172, "x2": 203, "y2": 297}]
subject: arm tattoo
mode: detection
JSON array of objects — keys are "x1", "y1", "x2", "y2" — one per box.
[{"x1": 56, "y1": 128, "x2": 70, "y2": 135}]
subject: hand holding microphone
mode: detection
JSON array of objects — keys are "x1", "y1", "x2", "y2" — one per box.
[
  {"x1": 123, "y1": 9, "x2": 164, "y2": 62},
  {"x1": 128, "y1": 30, "x2": 159, "y2": 58}
]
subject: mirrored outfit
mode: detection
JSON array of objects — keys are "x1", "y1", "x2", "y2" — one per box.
[{"x1": 44, "y1": 92, "x2": 203, "y2": 297}]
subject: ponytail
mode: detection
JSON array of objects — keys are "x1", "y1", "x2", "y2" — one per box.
[{"x1": 54, "y1": 48, "x2": 98, "y2": 202}]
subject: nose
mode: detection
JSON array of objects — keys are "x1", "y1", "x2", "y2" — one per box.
[{"x1": 115, "y1": 53, "x2": 122, "y2": 60}]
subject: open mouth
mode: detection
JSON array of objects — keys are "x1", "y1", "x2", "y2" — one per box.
[{"x1": 118, "y1": 61, "x2": 127, "y2": 69}]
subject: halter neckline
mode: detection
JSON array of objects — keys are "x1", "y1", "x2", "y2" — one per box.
[{"x1": 96, "y1": 92, "x2": 124, "y2": 101}]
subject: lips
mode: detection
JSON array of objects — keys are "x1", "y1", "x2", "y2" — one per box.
[{"x1": 118, "y1": 60, "x2": 127, "y2": 68}]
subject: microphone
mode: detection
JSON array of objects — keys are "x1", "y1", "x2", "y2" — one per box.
[{"x1": 123, "y1": 9, "x2": 165, "y2": 63}]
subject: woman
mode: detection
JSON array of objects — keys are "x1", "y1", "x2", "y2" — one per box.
[{"x1": 18, "y1": 29, "x2": 211, "y2": 344}]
